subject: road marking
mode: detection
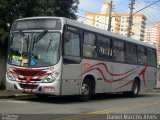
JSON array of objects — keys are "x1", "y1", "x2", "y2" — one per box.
[{"x1": 54, "y1": 100, "x2": 160, "y2": 120}]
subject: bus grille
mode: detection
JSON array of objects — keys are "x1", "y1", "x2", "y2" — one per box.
[
  {"x1": 19, "y1": 84, "x2": 38, "y2": 90},
  {"x1": 13, "y1": 69, "x2": 46, "y2": 76},
  {"x1": 18, "y1": 78, "x2": 41, "y2": 82}
]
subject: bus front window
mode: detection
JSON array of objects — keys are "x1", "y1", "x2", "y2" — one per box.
[
  {"x1": 9, "y1": 33, "x2": 29, "y2": 67},
  {"x1": 31, "y1": 32, "x2": 60, "y2": 67},
  {"x1": 8, "y1": 32, "x2": 60, "y2": 67}
]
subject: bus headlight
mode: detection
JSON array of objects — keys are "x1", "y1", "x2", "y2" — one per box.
[
  {"x1": 6, "y1": 72, "x2": 16, "y2": 81},
  {"x1": 42, "y1": 74, "x2": 57, "y2": 83}
]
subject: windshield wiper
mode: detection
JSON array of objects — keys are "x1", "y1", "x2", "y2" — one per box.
[
  {"x1": 19, "y1": 31, "x2": 29, "y2": 42},
  {"x1": 34, "y1": 29, "x2": 48, "y2": 43},
  {"x1": 19, "y1": 30, "x2": 29, "y2": 52}
]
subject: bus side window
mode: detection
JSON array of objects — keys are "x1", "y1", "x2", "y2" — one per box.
[
  {"x1": 137, "y1": 46, "x2": 147, "y2": 65},
  {"x1": 148, "y1": 48, "x2": 157, "y2": 67},
  {"x1": 83, "y1": 32, "x2": 97, "y2": 58},
  {"x1": 113, "y1": 40, "x2": 125, "y2": 62},
  {"x1": 64, "y1": 31, "x2": 80, "y2": 57},
  {"x1": 97, "y1": 35, "x2": 111, "y2": 59},
  {"x1": 126, "y1": 43, "x2": 137, "y2": 64}
]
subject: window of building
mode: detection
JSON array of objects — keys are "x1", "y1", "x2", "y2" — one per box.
[
  {"x1": 83, "y1": 32, "x2": 97, "y2": 58},
  {"x1": 113, "y1": 40, "x2": 125, "y2": 62},
  {"x1": 137, "y1": 46, "x2": 147, "y2": 65},
  {"x1": 97, "y1": 35, "x2": 112, "y2": 59},
  {"x1": 126, "y1": 43, "x2": 137, "y2": 63}
]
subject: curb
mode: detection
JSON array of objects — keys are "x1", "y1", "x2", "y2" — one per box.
[
  {"x1": 0, "y1": 93, "x2": 29, "y2": 99},
  {"x1": 0, "y1": 95, "x2": 16, "y2": 99},
  {"x1": 145, "y1": 88, "x2": 160, "y2": 93}
]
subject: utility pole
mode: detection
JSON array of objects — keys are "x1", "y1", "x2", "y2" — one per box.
[
  {"x1": 107, "y1": 0, "x2": 113, "y2": 31},
  {"x1": 127, "y1": 0, "x2": 135, "y2": 37}
]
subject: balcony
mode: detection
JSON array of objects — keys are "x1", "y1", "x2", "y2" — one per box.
[{"x1": 115, "y1": 27, "x2": 120, "y2": 30}]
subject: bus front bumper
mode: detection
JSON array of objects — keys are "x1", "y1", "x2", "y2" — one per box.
[{"x1": 6, "y1": 78, "x2": 61, "y2": 95}]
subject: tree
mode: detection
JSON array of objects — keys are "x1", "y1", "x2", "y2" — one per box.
[{"x1": 0, "y1": 0, "x2": 79, "y2": 42}]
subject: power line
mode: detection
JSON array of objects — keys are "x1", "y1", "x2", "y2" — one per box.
[
  {"x1": 76, "y1": 14, "x2": 108, "y2": 26},
  {"x1": 135, "y1": 0, "x2": 160, "y2": 23},
  {"x1": 133, "y1": 0, "x2": 160, "y2": 14},
  {"x1": 77, "y1": 7, "x2": 160, "y2": 24},
  {"x1": 77, "y1": 9, "x2": 96, "y2": 14}
]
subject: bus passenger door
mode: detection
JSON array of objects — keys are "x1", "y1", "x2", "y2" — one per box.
[{"x1": 61, "y1": 30, "x2": 82, "y2": 95}]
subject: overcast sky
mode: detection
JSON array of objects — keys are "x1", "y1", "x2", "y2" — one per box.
[{"x1": 77, "y1": 0, "x2": 160, "y2": 25}]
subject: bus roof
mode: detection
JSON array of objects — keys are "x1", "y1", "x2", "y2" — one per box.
[{"x1": 14, "y1": 17, "x2": 156, "y2": 49}]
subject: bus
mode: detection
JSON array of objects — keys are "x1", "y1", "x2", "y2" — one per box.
[{"x1": 6, "y1": 17, "x2": 157, "y2": 101}]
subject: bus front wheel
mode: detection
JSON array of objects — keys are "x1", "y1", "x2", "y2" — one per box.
[{"x1": 79, "y1": 80, "x2": 91, "y2": 102}]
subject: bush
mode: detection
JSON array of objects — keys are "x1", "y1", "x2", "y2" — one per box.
[{"x1": 0, "y1": 81, "x2": 5, "y2": 90}]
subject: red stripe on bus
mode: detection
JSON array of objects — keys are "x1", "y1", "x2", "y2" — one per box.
[
  {"x1": 82, "y1": 67, "x2": 135, "y2": 83},
  {"x1": 138, "y1": 66, "x2": 147, "y2": 87},
  {"x1": 114, "y1": 80, "x2": 133, "y2": 90},
  {"x1": 82, "y1": 63, "x2": 137, "y2": 77}
]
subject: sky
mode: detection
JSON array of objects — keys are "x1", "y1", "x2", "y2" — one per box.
[{"x1": 77, "y1": 0, "x2": 160, "y2": 25}]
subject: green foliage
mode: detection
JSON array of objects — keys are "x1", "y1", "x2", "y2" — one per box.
[
  {"x1": 0, "y1": 0, "x2": 79, "y2": 41},
  {"x1": 0, "y1": 81, "x2": 5, "y2": 90}
]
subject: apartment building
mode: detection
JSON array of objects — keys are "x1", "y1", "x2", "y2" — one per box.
[
  {"x1": 85, "y1": 2, "x2": 146, "y2": 41},
  {"x1": 144, "y1": 24, "x2": 160, "y2": 65}
]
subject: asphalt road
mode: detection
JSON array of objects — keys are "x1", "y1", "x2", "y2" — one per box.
[{"x1": 0, "y1": 92, "x2": 160, "y2": 120}]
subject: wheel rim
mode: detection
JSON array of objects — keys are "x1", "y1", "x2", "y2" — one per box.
[
  {"x1": 81, "y1": 83, "x2": 89, "y2": 95},
  {"x1": 133, "y1": 82, "x2": 138, "y2": 95}
]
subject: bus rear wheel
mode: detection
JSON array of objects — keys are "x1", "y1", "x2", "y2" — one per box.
[
  {"x1": 79, "y1": 80, "x2": 91, "y2": 102},
  {"x1": 124, "y1": 79, "x2": 140, "y2": 97},
  {"x1": 131, "y1": 80, "x2": 140, "y2": 97}
]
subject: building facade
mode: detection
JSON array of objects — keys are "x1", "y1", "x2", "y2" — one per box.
[
  {"x1": 144, "y1": 24, "x2": 160, "y2": 65},
  {"x1": 85, "y1": 2, "x2": 146, "y2": 41}
]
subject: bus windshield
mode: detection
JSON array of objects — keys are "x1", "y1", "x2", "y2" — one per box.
[{"x1": 8, "y1": 31, "x2": 60, "y2": 67}]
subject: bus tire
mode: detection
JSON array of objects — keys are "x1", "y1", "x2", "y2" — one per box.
[
  {"x1": 79, "y1": 79, "x2": 91, "y2": 102},
  {"x1": 131, "y1": 79, "x2": 140, "y2": 97},
  {"x1": 124, "y1": 79, "x2": 140, "y2": 97}
]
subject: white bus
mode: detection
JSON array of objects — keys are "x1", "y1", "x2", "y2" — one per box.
[{"x1": 6, "y1": 17, "x2": 157, "y2": 101}]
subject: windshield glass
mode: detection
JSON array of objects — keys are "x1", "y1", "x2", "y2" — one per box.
[{"x1": 8, "y1": 32, "x2": 60, "y2": 67}]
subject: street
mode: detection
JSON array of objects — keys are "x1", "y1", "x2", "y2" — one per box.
[{"x1": 0, "y1": 92, "x2": 160, "y2": 120}]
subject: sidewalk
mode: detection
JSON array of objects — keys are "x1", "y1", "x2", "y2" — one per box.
[{"x1": 0, "y1": 90, "x2": 27, "y2": 99}]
